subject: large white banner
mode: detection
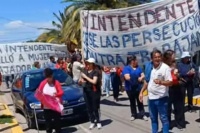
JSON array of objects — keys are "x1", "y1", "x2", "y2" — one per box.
[
  {"x1": 81, "y1": 0, "x2": 200, "y2": 66},
  {"x1": 0, "y1": 43, "x2": 68, "y2": 75}
]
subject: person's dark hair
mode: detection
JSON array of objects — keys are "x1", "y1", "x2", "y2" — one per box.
[
  {"x1": 44, "y1": 68, "x2": 53, "y2": 78},
  {"x1": 150, "y1": 49, "x2": 162, "y2": 59},
  {"x1": 163, "y1": 50, "x2": 175, "y2": 63},
  {"x1": 95, "y1": 65, "x2": 101, "y2": 70},
  {"x1": 126, "y1": 55, "x2": 137, "y2": 65},
  {"x1": 59, "y1": 57, "x2": 63, "y2": 60},
  {"x1": 33, "y1": 61, "x2": 40, "y2": 67},
  {"x1": 57, "y1": 57, "x2": 63, "y2": 63},
  {"x1": 50, "y1": 56, "x2": 54, "y2": 60}
]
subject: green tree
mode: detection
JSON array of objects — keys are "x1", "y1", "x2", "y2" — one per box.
[
  {"x1": 36, "y1": 10, "x2": 79, "y2": 51},
  {"x1": 36, "y1": 11, "x2": 67, "y2": 44}
]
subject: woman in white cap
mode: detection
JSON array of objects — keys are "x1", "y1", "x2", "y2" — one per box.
[
  {"x1": 79, "y1": 58, "x2": 102, "y2": 130},
  {"x1": 178, "y1": 52, "x2": 197, "y2": 113}
]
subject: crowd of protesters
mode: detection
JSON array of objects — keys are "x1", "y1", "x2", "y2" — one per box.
[
  {"x1": 29, "y1": 48, "x2": 199, "y2": 133},
  {"x1": 139, "y1": 50, "x2": 198, "y2": 133}
]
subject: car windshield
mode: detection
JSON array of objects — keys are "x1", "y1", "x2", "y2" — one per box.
[{"x1": 25, "y1": 69, "x2": 74, "y2": 92}]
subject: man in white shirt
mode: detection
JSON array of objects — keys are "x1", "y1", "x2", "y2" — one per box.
[
  {"x1": 140, "y1": 50, "x2": 173, "y2": 133},
  {"x1": 72, "y1": 55, "x2": 84, "y2": 83}
]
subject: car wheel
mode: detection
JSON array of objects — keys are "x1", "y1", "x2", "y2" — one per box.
[{"x1": 25, "y1": 111, "x2": 36, "y2": 129}]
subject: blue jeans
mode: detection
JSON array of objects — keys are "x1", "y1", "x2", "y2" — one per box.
[
  {"x1": 149, "y1": 97, "x2": 169, "y2": 133},
  {"x1": 104, "y1": 73, "x2": 112, "y2": 95}
]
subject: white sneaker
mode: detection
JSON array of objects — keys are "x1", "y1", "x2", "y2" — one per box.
[
  {"x1": 130, "y1": 116, "x2": 135, "y2": 121},
  {"x1": 89, "y1": 123, "x2": 95, "y2": 130},
  {"x1": 143, "y1": 116, "x2": 148, "y2": 121},
  {"x1": 97, "y1": 123, "x2": 102, "y2": 129}
]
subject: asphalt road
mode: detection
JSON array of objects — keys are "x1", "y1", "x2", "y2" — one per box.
[{"x1": 1, "y1": 83, "x2": 200, "y2": 133}]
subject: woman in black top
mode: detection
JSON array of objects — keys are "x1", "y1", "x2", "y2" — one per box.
[{"x1": 79, "y1": 58, "x2": 102, "y2": 130}]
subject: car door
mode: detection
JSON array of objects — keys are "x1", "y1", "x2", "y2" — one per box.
[{"x1": 11, "y1": 74, "x2": 24, "y2": 111}]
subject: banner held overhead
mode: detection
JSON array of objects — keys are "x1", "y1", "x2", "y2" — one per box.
[
  {"x1": 0, "y1": 43, "x2": 68, "y2": 75},
  {"x1": 81, "y1": 0, "x2": 200, "y2": 66}
]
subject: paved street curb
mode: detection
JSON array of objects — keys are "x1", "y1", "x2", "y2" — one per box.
[
  {"x1": 0, "y1": 103, "x2": 23, "y2": 133},
  {"x1": 185, "y1": 97, "x2": 200, "y2": 106}
]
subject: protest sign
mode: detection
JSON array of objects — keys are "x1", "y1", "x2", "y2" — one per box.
[
  {"x1": 81, "y1": 0, "x2": 200, "y2": 66},
  {"x1": 0, "y1": 43, "x2": 68, "y2": 75}
]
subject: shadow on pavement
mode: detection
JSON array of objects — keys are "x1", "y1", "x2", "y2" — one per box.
[
  {"x1": 101, "y1": 94, "x2": 114, "y2": 97},
  {"x1": 61, "y1": 127, "x2": 78, "y2": 133},
  {"x1": 17, "y1": 108, "x2": 89, "y2": 132},
  {"x1": 22, "y1": 120, "x2": 83, "y2": 132},
  {"x1": 23, "y1": 124, "x2": 46, "y2": 131},
  {"x1": 118, "y1": 97, "x2": 129, "y2": 101},
  {"x1": 184, "y1": 106, "x2": 200, "y2": 113},
  {"x1": 62, "y1": 115, "x2": 89, "y2": 126},
  {"x1": 169, "y1": 120, "x2": 190, "y2": 130},
  {"x1": 159, "y1": 131, "x2": 173, "y2": 133},
  {"x1": 134, "y1": 112, "x2": 149, "y2": 119},
  {"x1": 193, "y1": 106, "x2": 200, "y2": 111},
  {"x1": 195, "y1": 118, "x2": 200, "y2": 123},
  {"x1": 185, "y1": 121, "x2": 190, "y2": 125},
  {"x1": 101, "y1": 93, "x2": 123, "y2": 97},
  {"x1": 23, "y1": 128, "x2": 31, "y2": 132},
  {"x1": 23, "y1": 127, "x2": 46, "y2": 132},
  {"x1": 101, "y1": 99, "x2": 129, "y2": 107},
  {"x1": 7, "y1": 103, "x2": 13, "y2": 107},
  {"x1": 101, "y1": 119, "x2": 113, "y2": 127}
]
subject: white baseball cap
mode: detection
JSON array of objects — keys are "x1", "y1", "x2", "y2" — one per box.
[
  {"x1": 181, "y1": 52, "x2": 191, "y2": 59},
  {"x1": 86, "y1": 58, "x2": 95, "y2": 64}
]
